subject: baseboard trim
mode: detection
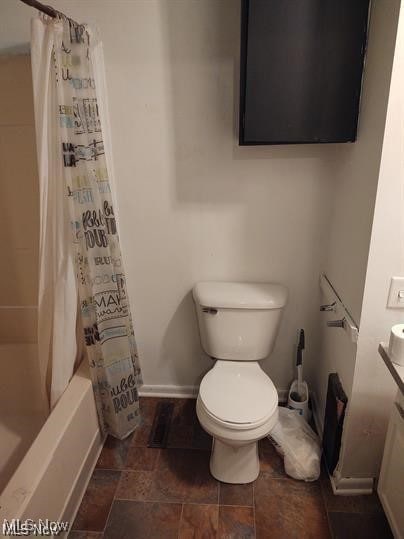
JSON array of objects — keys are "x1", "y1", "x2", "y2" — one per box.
[
  {"x1": 330, "y1": 470, "x2": 374, "y2": 495},
  {"x1": 139, "y1": 384, "x2": 290, "y2": 402},
  {"x1": 139, "y1": 385, "x2": 199, "y2": 398}
]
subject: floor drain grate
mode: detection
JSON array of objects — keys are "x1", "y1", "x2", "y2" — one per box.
[{"x1": 147, "y1": 401, "x2": 174, "y2": 448}]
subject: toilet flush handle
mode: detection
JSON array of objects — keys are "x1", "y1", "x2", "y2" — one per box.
[{"x1": 202, "y1": 307, "x2": 218, "y2": 315}]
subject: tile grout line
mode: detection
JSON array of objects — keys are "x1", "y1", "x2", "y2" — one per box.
[
  {"x1": 69, "y1": 532, "x2": 103, "y2": 537},
  {"x1": 0, "y1": 123, "x2": 36, "y2": 127},
  {"x1": 177, "y1": 503, "x2": 184, "y2": 539},
  {"x1": 114, "y1": 468, "x2": 127, "y2": 499},
  {"x1": 252, "y1": 480, "x2": 257, "y2": 539},
  {"x1": 326, "y1": 507, "x2": 384, "y2": 514},
  {"x1": 215, "y1": 501, "x2": 220, "y2": 539},
  {"x1": 155, "y1": 447, "x2": 162, "y2": 467},
  {"x1": 319, "y1": 477, "x2": 334, "y2": 538},
  {"x1": 101, "y1": 470, "x2": 122, "y2": 537},
  {"x1": 111, "y1": 496, "x2": 254, "y2": 508},
  {"x1": 324, "y1": 509, "x2": 335, "y2": 539},
  {"x1": 213, "y1": 477, "x2": 220, "y2": 539}
]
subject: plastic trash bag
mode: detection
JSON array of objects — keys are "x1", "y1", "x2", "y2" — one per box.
[{"x1": 268, "y1": 406, "x2": 321, "y2": 481}]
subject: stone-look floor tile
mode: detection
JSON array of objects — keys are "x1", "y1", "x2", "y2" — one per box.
[
  {"x1": 76, "y1": 399, "x2": 388, "y2": 539},
  {"x1": 95, "y1": 434, "x2": 132, "y2": 470},
  {"x1": 219, "y1": 482, "x2": 253, "y2": 506},
  {"x1": 139, "y1": 397, "x2": 165, "y2": 425},
  {"x1": 125, "y1": 446, "x2": 160, "y2": 471},
  {"x1": 167, "y1": 399, "x2": 196, "y2": 449},
  {"x1": 68, "y1": 532, "x2": 103, "y2": 538},
  {"x1": 218, "y1": 506, "x2": 255, "y2": 539},
  {"x1": 103, "y1": 500, "x2": 182, "y2": 539},
  {"x1": 131, "y1": 421, "x2": 153, "y2": 447},
  {"x1": 255, "y1": 475, "x2": 330, "y2": 539},
  {"x1": 127, "y1": 397, "x2": 164, "y2": 448},
  {"x1": 166, "y1": 398, "x2": 213, "y2": 451},
  {"x1": 149, "y1": 448, "x2": 219, "y2": 504},
  {"x1": 72, "y1": 470, "x2": 120, "y2": 532},
  {"x1": 115, "y1": 470, "x2": 154, "y2": 501},
  {"x1": 179, "y1": 504, "x2": 219, "y2": 539},
  {"x1": 320, "y1": 479, "x2": 384, "y2": 514},
  {"x1": 258, "y1": 438, "x2": 285, "y2": 477},
  {"x1": 192, "y1": 421, "x2": 213, "y2": 451},
  {"x1": 328, "y1": 511, "x2": 393, "y2": 539}
]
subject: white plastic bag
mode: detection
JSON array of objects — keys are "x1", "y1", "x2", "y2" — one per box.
[{"x1": 268, "y1": 406, "x2": 321, "y2": 481}]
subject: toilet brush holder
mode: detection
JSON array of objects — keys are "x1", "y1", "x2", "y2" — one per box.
[{"x1": 287, "y1": 380, "x2": 311, "y2": 422}]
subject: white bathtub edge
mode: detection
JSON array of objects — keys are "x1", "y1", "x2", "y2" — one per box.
[
  {"x1": 61, "y1": 429, "x2": 105, "y2": 537},
  {"x1": 0, "y1": 361, "x2": 102, "y2": 533}
]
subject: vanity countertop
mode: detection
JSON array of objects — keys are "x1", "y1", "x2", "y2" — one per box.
[{"x1": 378, "y1": 343, "x2": 404, "y2": 395}]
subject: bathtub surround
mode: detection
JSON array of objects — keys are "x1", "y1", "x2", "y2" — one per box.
[
  {"x1": 31, "y1": 16, "x2": 141, "y2": 438},
  {"x1": 0, "y1": 54, "x2": 48, "y2": 492}
]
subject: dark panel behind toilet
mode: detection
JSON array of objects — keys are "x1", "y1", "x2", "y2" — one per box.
[{"x1": 323, "y1": 373, "x2": 348, "y2": 474}]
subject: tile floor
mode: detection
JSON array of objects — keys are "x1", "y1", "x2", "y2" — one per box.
[{"x1": 69, "y1": 397, "x2": 392, "y2": 539}]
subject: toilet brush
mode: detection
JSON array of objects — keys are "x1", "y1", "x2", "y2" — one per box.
[
  {"x1": 295, "y1": 329, "x2": 304, "y2": 400},
  {"x1": 288, "y1": 329, "x2": 311, "y2": 421}
]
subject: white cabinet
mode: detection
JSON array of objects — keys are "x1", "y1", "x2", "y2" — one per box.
[{"x1": 378, "y1": 390, "x2": 404, "y2": 539}]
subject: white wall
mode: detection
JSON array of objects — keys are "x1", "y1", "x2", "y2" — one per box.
[
  {"x1": 312, "y1": 0, "x2": 400, "y2": 418},
  {"x1": 324, "y1": 0, "x2": 400, "y2": 325},
  {"x1": 0, "y1": 0, "x2": 336, "y2": 393},
  {"x1": 339, "y1": 0, "x2": 404, "y2": 478},
  {"x1": 310, "y1": 0, "x2": 402, "y2": 481}
]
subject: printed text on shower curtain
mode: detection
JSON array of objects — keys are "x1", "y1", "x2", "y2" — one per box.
[{"x1": 54, "y1": 20, "x2": 141, "y2": 439}]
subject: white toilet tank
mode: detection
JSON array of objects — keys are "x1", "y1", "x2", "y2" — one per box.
[{"x1": 193, "y1": 282, "x2": 288, "y2": 361}]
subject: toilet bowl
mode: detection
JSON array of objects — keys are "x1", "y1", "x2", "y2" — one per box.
[{"x1": 193, "y1": 281, "x2": 288, "y2": 484}]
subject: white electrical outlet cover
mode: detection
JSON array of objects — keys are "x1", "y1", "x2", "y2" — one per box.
[{"x1": 387, "y1": 277, "x2": 404, "y2": 309}]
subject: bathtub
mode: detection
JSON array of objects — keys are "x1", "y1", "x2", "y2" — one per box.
[
  {"x1": 0, "y1": 343, "x2": 47, "y2": 493},
  {"x1": 0, "y1": 359, "x2": 103, "y2": 536},
  {"x1": 0, "y1": 54, "x2": 103, "y2": 535}
]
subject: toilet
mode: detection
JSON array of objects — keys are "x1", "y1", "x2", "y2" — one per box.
[{"x1": 193, "y1": 281, "x2": 288, "y2": 484}]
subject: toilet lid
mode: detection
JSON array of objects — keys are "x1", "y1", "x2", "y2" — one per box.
[{"x1": 199, "y1": 361, "x2": 278, "y2": 425}]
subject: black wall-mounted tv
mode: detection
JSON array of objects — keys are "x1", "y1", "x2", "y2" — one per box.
[{"x1": 239, "y1": 0, "x2": 370, "y2": 145}]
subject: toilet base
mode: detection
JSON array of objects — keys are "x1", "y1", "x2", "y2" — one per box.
[{"x1": 210, "y1": 438, "x2": 260, "y2": 484}]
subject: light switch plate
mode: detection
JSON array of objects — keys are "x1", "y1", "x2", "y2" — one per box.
[{"x1": 387, "y1": 277, "x2": 404, "y2": 308}]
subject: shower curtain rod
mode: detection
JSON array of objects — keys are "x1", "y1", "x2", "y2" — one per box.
[{"x1": 19, "y1": 0, "x2": 80, "y2": 26}]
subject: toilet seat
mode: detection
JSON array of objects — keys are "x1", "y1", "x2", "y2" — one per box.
[
  {"x1": 197, "y1": 398, "x2": 274, "y2": 431},
  {"x1": 196, "y1": 393, "x2": 279, "y2": 445},
  {"x1": 199, "y1": 360, "x2": 278, "y2": 428}
]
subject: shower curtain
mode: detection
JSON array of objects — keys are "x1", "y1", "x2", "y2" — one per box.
[{"x1": 31, "y1": 15, "x2": 142, "y2": 439}]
